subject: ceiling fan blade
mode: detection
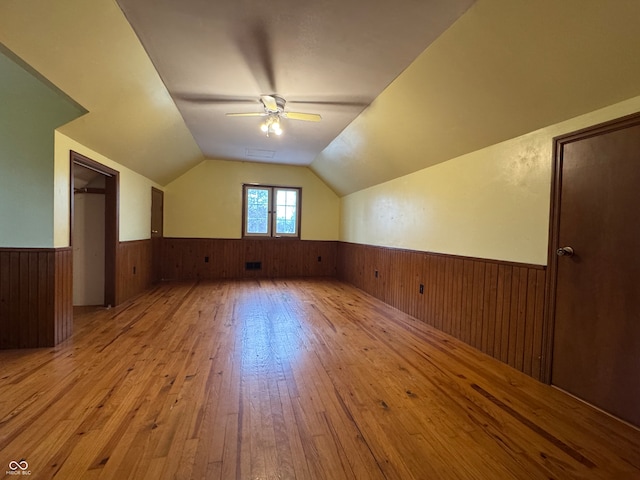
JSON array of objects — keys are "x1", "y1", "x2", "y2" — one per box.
[
  {"x1": 175, "y1": 93, "x2": 259, "y2": 105},
  {"x1": 235, "y1": 22, "x2": 276, "y2": 92},
  {"x1": 260, "y1": 95, "x2": 278, "y2": 112},
  {"x1": 283, "y1": 112, "x2": 322, "y2": 122},
  {"x1": 288, "y1": 99, "x2": 371, "y2": 108},
  {"x1": 225, "y1": 112, "x2": 267, "y2": 117}
]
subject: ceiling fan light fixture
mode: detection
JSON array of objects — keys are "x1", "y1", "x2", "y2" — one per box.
[
  {"x1": 261, "y1": 116, "x2": 283, "y2": 137},
  {"x1": 273, "y1": 120, "x2": 282, "y2": 136},
  {"x1": 225, "y1": 95, "x2": 320, "y2": 137}
]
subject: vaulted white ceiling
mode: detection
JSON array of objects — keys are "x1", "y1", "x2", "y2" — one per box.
[
  {"x1": 116, "y1": 0, "x2": 475, "y2": 169},
  {"x1": 2, "y1": 0, "x2": 640, "y2": 195}
]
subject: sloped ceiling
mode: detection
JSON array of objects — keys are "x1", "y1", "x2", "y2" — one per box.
[
  {"x1": 312, "y1": 0, "x2": 640, "y2": 195},
  {"x1": 2, "y1": 0, "x2": 640, "y2": 196},
  {"x1": 116, "y1": 0, "x2": 475, "y2": 168},
  {"x1": 0, "y1": 0, "x2": 204, "y2": 185}
]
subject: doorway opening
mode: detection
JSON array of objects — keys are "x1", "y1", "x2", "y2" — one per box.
[{"x1": 70, "y1": 151, "x2": 119, "y2": 307}]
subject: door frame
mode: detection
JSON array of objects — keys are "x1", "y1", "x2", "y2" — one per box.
[
  {"x1": 542, "y1": 111, "x2": 640, "y2": 384},
  {"x1": 70, "y1": 151, "x2": 119, "y2": 307},
  {"x1": 151, "y1": 187, "x2": 164, "y2": 238},
  {"x1": 151, "y1": 187, "x2": 164, "y2": 283}
]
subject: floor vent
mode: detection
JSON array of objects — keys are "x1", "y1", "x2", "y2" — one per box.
[{"x1": 245, "y1": 261, "x2": 262, "y2": 271}]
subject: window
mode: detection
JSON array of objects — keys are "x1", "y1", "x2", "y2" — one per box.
[{"x1": 243, "y1": 185, "x2": 301, "y2": 238}]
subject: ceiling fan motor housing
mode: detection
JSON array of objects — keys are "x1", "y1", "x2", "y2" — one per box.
[{"x1": 262, "y1": 94, "x2": 286, "y2": 113}]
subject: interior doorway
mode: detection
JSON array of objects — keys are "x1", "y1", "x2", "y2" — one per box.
[
  {"x1": 545, "y1": 112, "x2": 640, "y2": 428},
  {"x1": 73, "y1": 166, "x2": 105, "y2": 305},
  {"x1": 71, "y1": 151, "x2": 119, "y2": 307}
]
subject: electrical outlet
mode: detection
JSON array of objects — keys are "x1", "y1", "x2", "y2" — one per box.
[
  {"x1": 133, "y1": 266, "x2": 136, "y2": 274},
  {"x1": 205, "y1": 256, "x2": 209, "y2": 263},
  {"x1": 375, "y1": 270, "x2": 379, "y2": 278},
  {"x1": 318, "y1": 256, "x2": 322, "y2": 262},
  {"x1": 419, "y1": 284, "x2": 424, "y2": 294}
]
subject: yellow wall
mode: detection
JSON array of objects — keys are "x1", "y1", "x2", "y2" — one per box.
[
  {"x1": 54, "y1": 94, "x2": 640, "y2": 258},
  {"x1": 54, "y1": 132, "x2": 162, "y2": 247},
  {"x1": 341, "y1": 96, "x2": 640, "y2": 265},
  {"x1": 164, "y1": 159, "x2": 340, "y2": 240}
]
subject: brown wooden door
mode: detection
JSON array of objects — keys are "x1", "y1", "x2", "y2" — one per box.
[
  {"x1": 549, "y1": 114, "x2": 640, "y2": 427},
  {"x1": 151, "y1": 187, "x2": 164, "y2": 283}
]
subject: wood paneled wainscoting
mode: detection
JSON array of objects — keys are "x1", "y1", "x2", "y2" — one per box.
[
  {"x1": 160, "y1": 238, "x2": 337, "y2": 280},
  {"x1": 117, "y1": 239, "x2": 153, "y2": 305},
  {"x1": 337, "y1": 242, "x2": 547, "y2": 381},
  {"x1": 0, "y1": 247, "x2": 73, "y2": 349}
]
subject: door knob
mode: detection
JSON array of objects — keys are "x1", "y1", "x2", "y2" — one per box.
[
  {"x1": 556, "y1": 246, "x2": 574, "y2": 257},
  {"x1": 152, "y1": 230, "x2": 159, "y2": 234}
]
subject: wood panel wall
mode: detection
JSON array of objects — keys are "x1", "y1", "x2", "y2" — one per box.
[
  {"x1": 0, "y1": 247, "x2": 73, "y2": 349},
  {"x1": 54, "y1": 248, "x2": 73, "y2": 345},
  {"x1": 117, "y1": 239, "x2": 153, "y2": 305},
  {"x1": 160, "y1": 238, "x2": 337, "y2": 280},
  {"x1": 1, "y1": 238, "x2": 546, "y2": 376},
  {"x1": 337, "y1": 242, "x2": 547, "y2": 381}
]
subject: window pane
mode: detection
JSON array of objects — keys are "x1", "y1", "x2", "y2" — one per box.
[
  {"x1": 275, "y1": 189, "x2": 297, "y2": 235},
  {"x1": 246, "y1": 188, "x2": 269, "y2": 234}
]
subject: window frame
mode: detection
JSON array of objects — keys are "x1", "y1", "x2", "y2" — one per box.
[{"x1": 242, "y1": 184, "x2": 302, "y2": 239}]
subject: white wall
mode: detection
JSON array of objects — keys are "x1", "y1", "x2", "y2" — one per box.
[
  {"x1": 73, "y1": 192, "x2": 105, "y2": 305},
  {"x1": 341, "y1": 95, "x2": 640, "y2": 265}
]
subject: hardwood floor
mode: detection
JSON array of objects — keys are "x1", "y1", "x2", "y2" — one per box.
[{"x1": 1, "y1": 279, "x2": 639, "y2": 479}]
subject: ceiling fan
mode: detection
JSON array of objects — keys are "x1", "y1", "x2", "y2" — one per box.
[
  {"x1": 171, "y1": 21, "x2": 371, "y2": 138},
  {"x1": 225, "y1": 94, "x2": 321, "y2": 136}
]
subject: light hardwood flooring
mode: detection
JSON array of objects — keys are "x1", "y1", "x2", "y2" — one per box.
[{"x1": 1, "y1": 279, "x2": 639, "y2": 479}]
